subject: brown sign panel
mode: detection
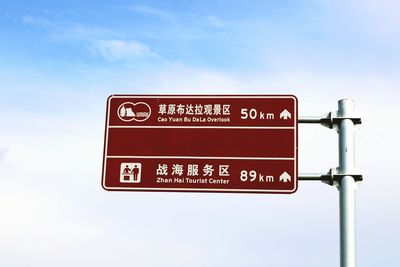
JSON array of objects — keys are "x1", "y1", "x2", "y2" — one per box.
[{"x1": 102, "y1": 95, "x2": 298, "y2": 193}]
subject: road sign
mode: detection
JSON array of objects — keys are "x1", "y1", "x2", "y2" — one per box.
[{"x1": 102, "y1": 95, "x2": 298, "y2": 193}]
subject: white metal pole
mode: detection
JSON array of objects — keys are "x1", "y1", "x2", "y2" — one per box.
[{"x1": 338, "y1": 99, "x2": 357, "y2": 267}]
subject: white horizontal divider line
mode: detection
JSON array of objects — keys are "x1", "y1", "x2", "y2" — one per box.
[
  {"x1": 108, "y1": 125, "x2": 295, "y2": 129},
  {"x1": 107, "y1": 156, "x2": 295, "y2": 160}
]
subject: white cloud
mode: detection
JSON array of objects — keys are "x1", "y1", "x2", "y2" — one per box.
[
  {"x1": 150, "y1": 63, "x2": 241, "y2": 92},
  {"x1": 22, "y1": 15, "x2": 38, "y2": 24},
  {"x1": 127, "y1": 4, "x2": 225, "y2": 29},
  {"x1": 126, "y1": 4, "x2": 225, "y2": 39},
  {"x1": 19, "y1": 15, "x2": 159, "y2": 63},
  {"x1": 0, "y1": 147, "x2": 7, "y2": 163},
  {"x1": 204, "y1": 16, "x2": 224, "y2": 28},
  {"x1": 21, "y1": 15, "x2": 52, "y2": 27},
  {"x1": 23, "y1": 19, "x2": 159, "y2": 62},
  {"x1": 50, "y1": 24, "x2": 114, "y2": 42},
  {"x1": 319, "y1": 0, "x2": 400, "y2": 41},
  {"x1": 345, "y1": 0, "x2": 400, "y2": 25},
  {"x1": 128, "y1": 4, "x2": 174, "y2": 19},
  {"x1": 91, "y1": 39, "x2": 157, "y2": 61}
]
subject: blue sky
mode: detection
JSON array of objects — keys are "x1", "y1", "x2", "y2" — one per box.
[
  {"x1": 1, "y1": 1, "x2": 400, "y2": 267},
  {"x1": 2, "y1": 0, "x2": 399, "y2": 82}
]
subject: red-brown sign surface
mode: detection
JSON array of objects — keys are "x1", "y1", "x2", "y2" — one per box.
[{"x1": 102, "y1": 95, "x2": 298, "y2": 193}]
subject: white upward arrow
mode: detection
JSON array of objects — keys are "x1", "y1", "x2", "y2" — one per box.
[
  {"x1": 280, "y1": 109, "x2": 291, "y2": 120},
  {"x1": 279, "y1": 172, "x2": 291, "y2": 183}
]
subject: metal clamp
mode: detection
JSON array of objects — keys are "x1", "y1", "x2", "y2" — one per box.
[
  {"x1": 324, "y1": 168, "x2": 363, "y2": 186},
  {"x1": 299, "y1": 112, "x2": 362, "y2": 129},
  {"x1": 321, "y1": 111, "x2": 362, "y2": 129},
  {"x1": 299, "y1": 168, "x2": 363, "y2": 186}
]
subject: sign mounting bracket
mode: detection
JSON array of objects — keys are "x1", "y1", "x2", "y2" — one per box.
[
  {"x1": 299, "y1": 113, "x2": 361, "y2": 129},
  {"x1": 299, "y1": 170, "x2": 363, "y2": 186}
]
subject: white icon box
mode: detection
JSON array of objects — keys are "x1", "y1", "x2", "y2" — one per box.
[{"x1": 120, "y1": 163, "x2": 142, "y2": 183}]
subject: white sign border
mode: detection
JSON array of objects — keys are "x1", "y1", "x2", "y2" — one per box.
[{"x1": 102, "y1": 95, "x2": 298, "y2": 193}]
